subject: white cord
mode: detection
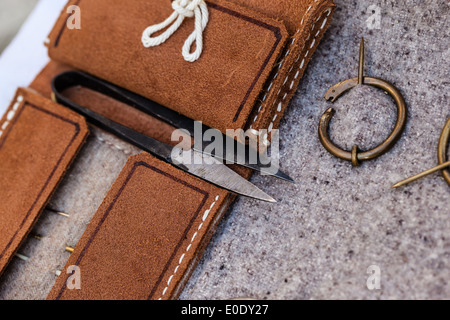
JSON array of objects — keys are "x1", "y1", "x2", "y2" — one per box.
[{"x1": 142, "y1": 0, "x2": 209, "y2": 62}]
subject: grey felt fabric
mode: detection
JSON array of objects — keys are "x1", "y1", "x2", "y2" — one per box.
[
  {"x1": 1, "y1": 0, "x2": 449, "y2": 300},
  {"x1": 180, "y1": 0, "x2": 450, "y2": 300}
]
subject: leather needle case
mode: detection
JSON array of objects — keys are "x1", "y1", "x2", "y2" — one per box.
[
  {"x1": 0, "y1": 0, "x2": 335, "y2": 300},
  {"x1": 0, "y1": 88, "x2": 88, "y2": 277}
]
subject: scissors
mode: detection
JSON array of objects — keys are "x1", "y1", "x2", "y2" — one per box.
[{"x1": 51, "y1": 71, "x2": 293, "y2": 202}]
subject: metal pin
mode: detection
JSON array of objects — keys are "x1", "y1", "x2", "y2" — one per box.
[
  {"x1": 56, "y1": 211, "x2": 70, "y2": 218},
  {"x1": 31, "y1": 233, "x2": 43, "y2": 240},
  {"x1": 393, "y1": 161, "x2": 450, "y2": 188},
  {"x1": 358, "y1": 37, "x2": 365, "y2": 85},
  {"x1": 65, "y1": 246, "x2": 75, "y2": 253},
  {"x1": 394, "y1": 118, "x2": 450, "y2": 188},
  {"x1": 46, "y1": 207, "x2": 70, "y2": 218},
  {"x1": 15, "y1": 253, "x2": 30, "y2": 262}
]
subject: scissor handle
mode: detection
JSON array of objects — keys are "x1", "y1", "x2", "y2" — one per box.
[
  {"x1": 51, "y1": 71, "x2": 206, "y2": 136},
  {"x1": 51, "y1": 72, "x2": 174, "y2": 161}
]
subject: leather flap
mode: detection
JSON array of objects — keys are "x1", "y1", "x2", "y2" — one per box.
[
  {"x1": 47, "y1": 0, "x2": 289, "y2": 133},
  {"x1": 0, "y1": 88, "x2": 88, "y2": 276},
  {"x1": 47, "y1": 153, "x2": 230, "y2": 300}
]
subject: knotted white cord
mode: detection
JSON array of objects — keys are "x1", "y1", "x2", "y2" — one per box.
[{"x1": 142, "y1": 0, "x2": 209, "y2": 62}]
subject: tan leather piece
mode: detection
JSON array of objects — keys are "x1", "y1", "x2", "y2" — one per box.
[
  {"x1": 29, "y1": 61, "x2": 73, "y2": 99},
  {"x1": 46, "y1": 0, "x2": 289, "y2": 133},
  {"x1": 233, "y1": 0, "x2": 331, "y2": 35},
  {"x1": 0, "y1": 88, "x2": 88, "y2": 276},
  {"x1": 46, "y1": 0, "x2": 335, "y2": 138},
  {"x1": 47, "y1": 153, "x2": 230, "y2": 300},
  {"x1": 245, "y1": 0, "x2": 336, "y2": 133},
  {"x1": 29, "y1": 62, "x2": 180, "y2": 147}
]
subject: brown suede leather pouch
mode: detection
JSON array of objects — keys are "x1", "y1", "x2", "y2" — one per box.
[
  {"x1": 47, "y1": 0, "x2": 289, "y2": 133},
  {"x1": 0, "y1": 88, "x2": 88, "y2": 276},
  {"x1": 1, "y1": 0, "x2": 335, "y2": 300},
  {"x1": 47, "y1": 0, "x2": 335, "y2": 134}
]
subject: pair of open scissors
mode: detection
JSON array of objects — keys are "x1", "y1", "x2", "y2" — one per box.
[{"x1": 52, "y1": 71, "x2": 294, "y2": 202}]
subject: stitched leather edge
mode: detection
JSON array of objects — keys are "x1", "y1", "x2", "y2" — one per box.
[
  {"x1": 0, "y1": 88, "x2": 89, "y2": 276},
  {"x1": 49, "y1": 153, "x2": 227, "y2": 300},
  {"x1": 248, "y1": 0, "x2": 336, "y2": 133},
  {"x1": 50, "y1": 0, "x2": 289, "y2": 127}
]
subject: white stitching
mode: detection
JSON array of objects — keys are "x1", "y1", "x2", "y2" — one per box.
[
  {"x1": 0, "y1": 95, "x2": 23, "y2": 139},
  {"x1": 249, "y1": 8, "x2": 331, "y2": 130},
  {"x1": 160, "y1": 195, "x2": 220, "y2": 299}
]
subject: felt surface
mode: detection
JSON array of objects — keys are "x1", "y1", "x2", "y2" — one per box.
[
  {"x1": 0, "y1": 0, "x2": 448, "y2": 300},
  {"x1": 179, "y1": 0, "x2": 450, "y2": 300}
]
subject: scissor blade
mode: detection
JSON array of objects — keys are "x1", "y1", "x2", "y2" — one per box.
[
  {"x1": 53, "y1": 72, "x2": 292, "y2": 182},
  {"x1": 196, "y1": 136, "x2": 295, "y2": 183},
  {"x1": 170, "y1": 149, "x2": 277, "y2": 203}
]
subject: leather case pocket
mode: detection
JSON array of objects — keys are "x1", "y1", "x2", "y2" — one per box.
[
  {"x1": 0, "y1": 88, "x2": 88, "y2": 276},
  {"x1": 47, "y1": 0, "x2": 289, "y2": 133},
  {"x1": 47, "y1": 153, "x2": 231, "y2": 300},
  {"x1": 46, "y1": 0, "x2": 335, "y2": 135},
  {"x1": 240, "y1": 0, "x2": 336, "y2": 132}
]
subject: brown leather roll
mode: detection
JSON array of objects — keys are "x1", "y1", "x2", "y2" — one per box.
[
  {"x1": 0, "y1": 0, "x2": 335, "y2": 299},
  {"x1": 46, "y1": 0, "x2": 335, "y2": 134}
]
